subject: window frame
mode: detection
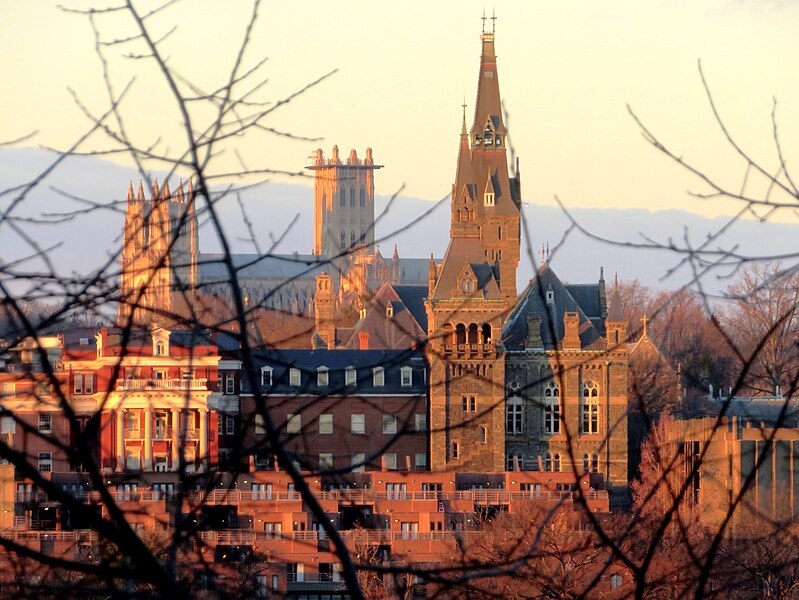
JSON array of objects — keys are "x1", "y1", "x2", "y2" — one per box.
[
  {"x1": 400, "y1": 367, "x2": 413, "y2": 387},
  {"x1": 317, "y1": 367, "x2": 329, "y2": 387},
  {"x1": 345, "y1": 367, "x2": 357, "y2": 387},
  {"x1": 261, "y1": 367, "x2": 272, "y2": 387},
  {"x1": 319, "y1": 413, "x2": 333, "y2": 435},
  {"x1": 351, "y1": 413, "x2": 365, "y2": 435},
  {"x1": 289, "y1": 368, "x2": 301, "y2": 387},
  {"x1": 372, "y1": 367, "x2": 385, "y2": 387},
  {"x1": 38, "y1": 413, "x2": 53, "y2": 433},
  {"x1": 286, "y1": 413, "x2": 301, "y2": 434},
  {"x1": 382, "y1": 414, "x2": 397, "y2": 435}
]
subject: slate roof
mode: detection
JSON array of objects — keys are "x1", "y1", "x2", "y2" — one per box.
[
  {"x1": 341, "y1": 284, "x2": 428, "y2": 350},
  {"x1": 199, "y1": 253, "x2": 325, "y2": 282},
  {"x1": 241, "y1": 349, "x2": 427, "y2": 396},
  {"x1": 503, "y1": 265, "x2": 605, "y2": 351},
  {"x1": 431, "y1": 237, "x2": 502, "y2": 301}
]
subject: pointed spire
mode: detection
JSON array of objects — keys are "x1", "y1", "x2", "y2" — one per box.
[
  {"x1": 152, "y1": 178, "x2": 160, "y2": 201},
  {"x1": 187, "y1": 179, "x2": 194, "y2": 200},
  {"x1": 176, "y1": 178, "x2": 185, "y2": 202},
  {"x1": 136, "y1": 180, "x2": 145, "y2": 203},
  {"x1": 161, "y1": 179, "x2": 171, "y2": 201},
  {"x1": 127, "y1": 181, "x2": 134, "y2": 203},
  {"x1": 471, "y1": 13, "x2": 505, "y2": 144},
  {"x1": 392, "y1": 244, "x2": 399, "y2": 261}
]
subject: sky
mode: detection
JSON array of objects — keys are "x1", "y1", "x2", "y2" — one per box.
[{"x1": 3, "y1": 0, "x2": 799, "y2": 223}]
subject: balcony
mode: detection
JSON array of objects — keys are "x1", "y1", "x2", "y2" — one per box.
[
  {"x1": 116, "y1": 378, "x2": 208, "y2": 391},
  {"x1": 124, "y1": 428, "x2": 142, "y2": 439},
  {"x1": 442, "y1": 343, "x2": 494, "y2": 358}
]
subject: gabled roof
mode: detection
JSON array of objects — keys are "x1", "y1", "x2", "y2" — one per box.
[
  {"x1": 341, "y1": 284, "x2": 427, "y2": 350},
  {"x1": 503, "y1": 265, "x2": 604, "y2": 351},
  {"x1": 431, "y1": 237, "x2": 502, "y2": 301}
]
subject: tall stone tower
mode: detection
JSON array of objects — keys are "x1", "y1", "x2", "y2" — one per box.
[
  {"x1": 118, "y1": 179, "x2": 199, "y2": 325},
  {"x1": 307, "y1": 147, "x2": 382, "y2": 281},
  {"x1": 425, "y1": 24, "x2": 521, "y2": 472}
]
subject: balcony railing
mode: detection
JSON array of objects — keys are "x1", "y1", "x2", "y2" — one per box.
[
  {"x1": 442, "y1": 343, "x2": 494, "y2": 357},
  {"x1": 124, "y1": 428, "x2": 142, "y2": 439},
  {"x1": 116, "y1": 378, "x2": 208, "y2": 391}
]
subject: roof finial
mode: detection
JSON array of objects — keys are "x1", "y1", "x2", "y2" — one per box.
[
  {"x1": 641, "y1": 314, "x2": 648, "y2": 337},
  {"x1": 491, "y1": 8, "x2": 497, "y2": 34},
  {"x1": 540, "y1": 243, "x2": 546, "y2": 267},
  {"x1": 481, "y1": 9, "x2": 487, "y2": 34},
  {"x1": 614, "y1": 272, "x2": 619, "y2": 287},
  {"x1": 461, "y1": 98, "x2": 468, "y2": 136}
]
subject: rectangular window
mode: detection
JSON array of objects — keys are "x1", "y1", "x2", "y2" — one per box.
[
  {"x1": 1, "y1": 416, "x2": 15, "y2": 434},
  {"x1": 382, "y1": 414, "x2": 397, "y2": 435},
  {"x1": 373, "y1": 367, "x2": 384, "y2": 387},
  {"x1": 462, "y1": 396, "x2": 476, "y2": 412},
  {"x1": 400, "y1": 367, "x2": 412, "y2": 387},
  {"x1": 351, "y1": 414, "x2": 365, "y2": 435},
  {"x1": 452, "y1": 442, "x2": 459, "y2": 460},
  {"x1": 319, "y1": 414, "x2": 333, "y2": 435},
  {"x1": 218, "y1": 413, "x2": 224, "y2": 435},
  {"x1": 226, "y1": 415, "x2": 235, "y2": 435},
  {"x1": 153, "y1": 370, "x2": 166, "y2": 380},
  {"x1": 225, "y1": 374, "x2": 235, "y2": 395},
  {"x1": 38, "y1": 413, "x2": 52, "y2": 433},
  {"x1": 254, "y1": 413, "x2": 265, "y2": 435},
  {"x1": 289, "y1": 368, "x2": 301, "y2": 387},
  {"x1": 479, "y1": 426, "x2": 488, "y2": 444},
  {"x1": 38, "y1": 452, "x2": 52, "y2": 473},
  {"x1": 73, "y1": 373, "x2": 83, "y2": 395},
  {"x1": 317, "y1": 369, "x2": 328, "y2": 387},
  {"x1": 345, "y1": 367, "x2": 357, "y2": 386},
  {"x1": 261, "y1": 368, "x2": 272, "y2": 386},
  {"x1": 38, "y1": 382, "x2": 51, "y2": 397},
  {"x1": 414, "y1": 414, "x2": 427, "y2": 432},
  {"x1": 351, "y1": 453, "x2": 366, "y2": 473},
  {"x1": 507, "y1": 401, "x2": 523, "y2": 435},
  {"x1": 1, "y1": 383, "x2": 15, "y2": 397},
  {"x1": 544, "y1": 402, "x2": 560, "y2": 435},
  {"x1": 319, "y1": 453, "x2": 334, "y2": 470},
  {"x1": 84, "y1": 373, "x2": 94, "y2": 394},
  {"x1": 383, "y1": 453, "x2": 397, "y2": 471},
  {"x1": 415, "y1": 453, "x2": 427, "y2": 470},
  {"x1": 287, "y1": 414, "x2": 301, "y2": 434}
]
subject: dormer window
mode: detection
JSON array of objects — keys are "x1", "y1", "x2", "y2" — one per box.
[
  {"x1": 345, "y1": 367, "x2": 357, "y2": 387},
  {"x1": 386, "y1": 304, "x2": 393, "y2": 318},
  {"x1": 289, "y1": 368, "x2": 301, "y2": 387},
  {"x1": 546, "y1": 288, "x2": 555, "y2": 304},
  {"x1": 400, "y1": 367, "x2": 413, "y2": 387},
  {"x1": 261, "y1": 366, "x2": 272, "y2": 387},
  {"x1": 484, "y1": 124, "x2": 494, "y2": 146},
  {"x1": 317, "y1": 367, "x2": 329, "y2": 387},
  {"x1": 484, "y1": 192, "x2": 495, "y2": 206},
  {"x1": 460, "y1": 278, "x2": 474, "y2": 294}
]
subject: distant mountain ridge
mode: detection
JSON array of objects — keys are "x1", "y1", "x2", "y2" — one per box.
[{"x1": 1, "y1": 147, "x2": 796, "y2": 296}]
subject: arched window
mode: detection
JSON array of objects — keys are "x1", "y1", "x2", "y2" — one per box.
[
  {"x1": 481, "y1": 324, "x2": 492, "y2": 344},
  {"x1": 591, "y1": 454, "x2": 599, "y2": 473},
  {"x1": 350, "y1": 230, "x2": 356, "y2": 246},
  {"x1": 583, "y1": 453, "x2": 590, "y2": 473},
  {"x1": 484, "y1": 123, "x2": 494, "y2": 146},
  {"x1": 553, "y1": 453, "x2": 561, "y2": 472},
  {"x1": 467, "y1": 324, "x2": 479, "y2": 344},
  {"x1": 154, "y1": 340, "x2": 166, "y2": 356},
  {"x1": 350, "y1": 187, "x2": 355, "y2": 207},
  {"x1": 455, "y1": 323, "x2": 466, "y2": 344},
  {"x1": 359, "y1": 187, "x2": 365, "y2": 207},
  {"x1": 340, "y1": 230, "x2": 346, "y2": 249},
  {"x1": 339, "y1": 188, "x2": 345, "y2": 207},
  {"x1": 443, "y1": 323, "x2": 454, "y2": 345},
  {"x1": 544, "y1": 381, "x2": 560, "y2": 398},
  {"x1": 581, "y1": 381, "x2": 600, "y2": 434},
  {"x1": 544, "y1": 453, "x2": 552, "y2": 471},
  {"x1": 506, "y1": 397, "x2": 523, "y2": 435}
]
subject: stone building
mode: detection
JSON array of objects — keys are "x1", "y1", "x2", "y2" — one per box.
[{"x1": 502, "y1": 265, "x2": 629, "y2": 493}]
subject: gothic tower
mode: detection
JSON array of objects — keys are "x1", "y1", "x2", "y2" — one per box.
[
  {"x1": 425, "y1": 24, "x2": 520, "y2": 472},
  {"x1": 307, "y1": 147, "x2": 383, "y2": 282},
  {"x1": 118, "y1": 179, "x2": 199, "y2": 325}
]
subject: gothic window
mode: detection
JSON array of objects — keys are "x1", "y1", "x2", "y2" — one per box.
[
  {"x1": 544, "y1": 397, "x2": 560, "y2": 434},
  {"x1": 544, "y1": 381, "x2": 560, "y2": 398},
  {"x1": 455, "y1": 323, "x2": 466, "y2": 344},
  {"x1": 467, "y1": 323, "x2": 479, "y2": 344},
  {"x1": 350, "y1": 230, "x2": 356, "y2": 246},
  {"x1": 481, "y1": 324, "x2": 492, "y2": 343},
  {"x1": 350, "y1": 187, "x2": 355, "y2": 207},
  {"x1": 553, "y1": 453, "x2": 561, "y2": 472},
  {"x1": 583, "y1": 453, "x2": 590, "y2": 473},
  {"x1": 339, "y1": 188, "x2": 345, "y2": 207},
  {"x1": 443, "y1": 323, "x2": 454, "y2": 345},
  {"x1": 359, "y1": 187, "x2": 365, "y2": 207},
  {"x1": 484, "y1": 191, "x2": 495, "y2": 206},
  {"x1": 506, "y1": 397, "x2": 523, "y2": 435},
  {"x1": 581, "y1": 381, "x2": 600, "y2": 434},
  {"x1": 340, "y1": 230, "x2": 346, "y2": 249},
  {"x1": 544, "y1": 452, "x2": 552, "y2": 471},
  {"x1": 506, "y1": 454, "x2": 523, "y2": 471},
  {"x1": 591, "y1": 454, "x2": 599, "y2": 473},
  {"x1": 360, "y1": 228, "x2": 365, "y2": 242}
]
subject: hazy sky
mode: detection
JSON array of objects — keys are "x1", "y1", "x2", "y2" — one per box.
[{"x1": 4, "y1": 1, "x2": 799, "y2": 222}]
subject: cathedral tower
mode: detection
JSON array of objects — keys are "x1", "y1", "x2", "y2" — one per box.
[
  {"x1": 118, "y1": 179, "x2": 199, "y2": 325},
  {"x1": 307, "y1": 147, "x2": 383, "y2": 282},
  {"x1": 425, "y1": 23, "x2": 520, "y2": 472}
]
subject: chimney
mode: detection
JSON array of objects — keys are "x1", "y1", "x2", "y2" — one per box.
[
  {"x1": 359, "y1": 331, "x2": 369, "y2": 350},
  {"x1": 525, "y1": 314, "x2": 543, "y2": 350},
  {"x1": 562, "y1": 312, "x2": 581, "y2": 350}
]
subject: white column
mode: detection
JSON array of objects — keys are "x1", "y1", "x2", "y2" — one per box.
[
  {"x1": 144, "y1": 408, "x2": 152, "y2": 471},
  {"x1": 171, "y1": 409, "x2": 180, "y2": 470},
  {"x1": 199, "y1": 408, "x2": 208, "y2": 470},
  {"x1": 116, "y1": 409, "x2": 125, "y2": 472}
]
